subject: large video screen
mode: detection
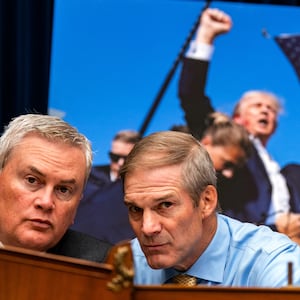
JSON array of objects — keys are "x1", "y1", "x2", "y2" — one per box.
[{"x1": 49, "y1": 0, "x2": 300, "y2": 166}]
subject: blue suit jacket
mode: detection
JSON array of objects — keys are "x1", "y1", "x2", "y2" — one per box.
[
  {"x1": 281, "y1": 164, "x2": 300, "y2": 213},
  {"x1": 217, "y1": 147, "x2": 273, "y2": 224},
  {"x1": 179, "y1": 57, "x2": 300, "y2": 227},
  {"x1": 71, "y1": 165, "x2": 135, "y2": 245}
]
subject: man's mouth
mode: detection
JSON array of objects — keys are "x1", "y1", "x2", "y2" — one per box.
[
  {"x1": 258, "y1": 118, "x2": 268, "y2": 126},
  {"x1": 29, "y1": 219, "x2": 52, "y2": 230},
  {"x1": 143, "y1": 243, "x2": 167, "y2": 253}
]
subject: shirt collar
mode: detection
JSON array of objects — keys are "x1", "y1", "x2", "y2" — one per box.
[{"x1": 164, "y1": 214, "x2": 229, "y2": 284}]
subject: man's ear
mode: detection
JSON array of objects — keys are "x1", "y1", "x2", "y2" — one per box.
[
  {"x1": 232, "y1": 114, "x2": 243, "y2": 125},
  {"x1": 199, "y1": 185, "x2": 218, "y2": 218},
  {"x1": 200, "y1": 135, "x2": 212, "y2": 146}
]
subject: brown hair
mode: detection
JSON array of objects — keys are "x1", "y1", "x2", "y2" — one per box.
[
  {"x1": 120, "y1": 130, "x2": 216, "y2": 207},
  {"x1": 113, "y1": 130, "x2": 142, "y2": 144},
  {"x1": 203, "y1": 112, "x2": 253, "y2": 162}
]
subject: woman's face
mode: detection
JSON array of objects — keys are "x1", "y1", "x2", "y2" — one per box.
[{"x1": 204, "y1": 143, "x2": 246, "y2": 178}]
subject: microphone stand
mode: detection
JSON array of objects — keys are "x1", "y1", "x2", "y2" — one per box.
[{"x1": 138, "y1": 0, "x2": 211, "y2": 136}]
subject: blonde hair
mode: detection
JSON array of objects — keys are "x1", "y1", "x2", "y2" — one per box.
[{"x1": 203, "y1": 112, "x2": 253, "y2": 161}]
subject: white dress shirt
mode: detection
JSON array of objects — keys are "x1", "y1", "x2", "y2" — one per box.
[{"x1": 252, "y1": 137, "x2": 290, "y2": 224}]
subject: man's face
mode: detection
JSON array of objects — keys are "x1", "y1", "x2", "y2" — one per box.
[
  {"x1": 110, "y1": 140, "x2": 135, "y2": 178},
  {"x1": 0, "y1": 135, "x2": 86, "y2": 251},
  {"x1": 233, "y1": 95, "x2": 278, "y2": 145},
  {"x1": 124, "y1": 163, "x2": 217, "y2": 271}
]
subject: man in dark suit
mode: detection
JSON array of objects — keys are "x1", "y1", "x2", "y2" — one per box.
[
  {"x1": 71, "y1": 130, "x2": 141, "y2": 244},
  {"x1": 47, "y1": 228, "x2": 111, "y2": 263},
  {"x1": 89, "y1": 130, "x2": 141, "y2": 184},
  {"x1": 178, "y1": 7, "x2": 300, "y2": 243},
  {"x1": 0, "y1": 114, "x2": 112, "y2": 263}
]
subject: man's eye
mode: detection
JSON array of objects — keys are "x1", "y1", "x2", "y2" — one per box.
[
  {"x1": 128, "y1": 205, "x2": 142, "y2": 214},
  {"x1": 58, "y1": 186, "x2": 69, "y2": 194},
  {"x1": 26, "y1": 176, "x2": 38, "y2": 185},
  {"x1": 24, "y1": 176, "x2": 41, "y2": 191},
  {"x1": 159, "y1": 202, "x2": 173, "y2": 209},
  {"x1": 223, "y1": 161, "x2": 235, "y2": 170},
  {"x1": 55, "y1": 186, "x2": 73, "y2": 201}
]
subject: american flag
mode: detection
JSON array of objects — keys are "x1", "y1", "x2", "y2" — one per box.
[{"x1": 275, "y1": 34, "x2": 300, "y2": 81}]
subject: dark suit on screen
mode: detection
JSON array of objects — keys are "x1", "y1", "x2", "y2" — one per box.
[
  {"x1": 71, "y1": 166, "x2": 135, "y2": 245},
  {"x1": 178, "y1": 57, "x2": 300, "y2": 228}
]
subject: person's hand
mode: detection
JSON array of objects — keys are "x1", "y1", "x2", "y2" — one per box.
[
  {"x1": 276, "y1": 212, "x2": 300, "y2": 245},
  {"x1": 196, "y1": 8, "x2": 232, "y2": 45}
]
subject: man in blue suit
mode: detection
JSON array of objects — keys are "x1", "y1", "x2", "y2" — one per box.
[
  {"x1": 71, "y1": 129, "x2": 141, "y2": 244},
  {"x1": 178, "y1": 7, "x2": 300, "y2": 244}
]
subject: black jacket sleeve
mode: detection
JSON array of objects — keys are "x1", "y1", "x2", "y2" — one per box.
[
  {"x1": 48, "y1": 229, "x2": 113, "y2": 263},
  {"x1": 178, "y1": 57, "x2": 215, "y2": 140}
]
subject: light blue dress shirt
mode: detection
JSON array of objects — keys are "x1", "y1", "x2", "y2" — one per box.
[{"x1": 131, "y1": 214, "x2": 300, "y2": 287}]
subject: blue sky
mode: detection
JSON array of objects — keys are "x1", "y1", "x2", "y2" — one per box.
[{"x1": 49, "y1": 0, "x2": 300, "y2": 167}]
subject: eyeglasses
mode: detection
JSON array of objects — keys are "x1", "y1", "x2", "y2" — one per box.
[{"x1": 109, "y1": 151, "x2": 128, "y2": 163}]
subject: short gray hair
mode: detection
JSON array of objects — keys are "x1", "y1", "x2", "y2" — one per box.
[
  {"x1": 232, "y1": 90, "x2": 283, "y2": 117},
  {"x1": 0, "y1": 114, "x2": 93, "y2": 184}
]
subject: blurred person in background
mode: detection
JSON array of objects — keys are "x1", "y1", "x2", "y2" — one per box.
[{"x1": 178, "y1": 7, "x2": 300, "y2": 243}]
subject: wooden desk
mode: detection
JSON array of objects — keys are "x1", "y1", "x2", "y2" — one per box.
[
  {"x1": 1, "y1": 243, "x2": 300, "y2": 299},
  {"x1": 0, "y1": 244, "x2": 132, "y2": 300},
  {"x1": 133, "y1": 285, "x2": 300, "y2": 300}
]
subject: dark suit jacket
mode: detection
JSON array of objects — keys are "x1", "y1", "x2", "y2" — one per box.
[
  {"x1": 179, "y1": 57, "x2": 300, "y2": 227},
  {"x1": 281, "y1": 164, "x2": 300, "y2": 213},
  {"x1": 48, "y1": 229, "x2": 112, "y2": 263},
  {"x1": 71, "y1": 165, "x2": 135, "y2": 245}
]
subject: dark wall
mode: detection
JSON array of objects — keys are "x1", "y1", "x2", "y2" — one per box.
[{"x1": 0, "y1": 0, "x2": 54, "y2": 133}]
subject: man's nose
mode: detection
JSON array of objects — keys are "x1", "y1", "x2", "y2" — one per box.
[
  {"x1": 34, "y1": 189, "x2": 55, "y2": 211},
  {"x1": 141, "y1": 211, "x2": 161, "y2": 236}
]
